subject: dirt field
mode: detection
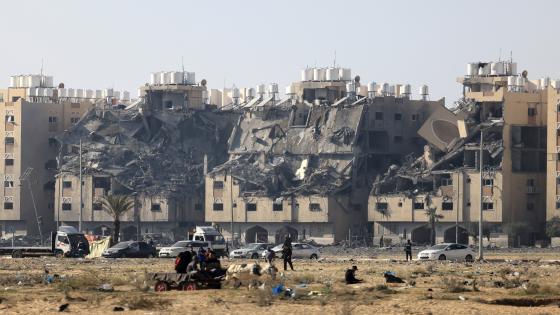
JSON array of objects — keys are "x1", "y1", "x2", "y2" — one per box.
[{"x1": 1, "y1": 250, "x2": 560, "y2": 314}]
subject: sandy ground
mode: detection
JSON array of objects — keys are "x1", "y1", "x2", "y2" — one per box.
[{"x1": 1, "y1": 250, "x2": 560, "y2": 314}]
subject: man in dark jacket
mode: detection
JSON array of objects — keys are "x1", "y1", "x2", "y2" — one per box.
[
  {"x1": 282, "y1": 244, "x2": 294, "y2": 271},
  {"x1": 345, "y1": 266, "x2": 362, "y2": 284},
  {"x1": 405, "y1": 239, "x2": 412, "y2": 261},
  {"x1": 175, "y1": 250, "x2": 192, "y2": 273}
]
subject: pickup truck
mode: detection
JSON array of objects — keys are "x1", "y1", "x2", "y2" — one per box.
[{"x1": 0, "y1": 226, "x2": 89, "y2": 258}]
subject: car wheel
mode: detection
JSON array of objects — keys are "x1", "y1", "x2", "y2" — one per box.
[
  {"x1": 54, "y1": 250, "x2": 65, "y2": 258},
  {"x1": 182, "y1": 282, "x2": 198, "y2": 291},
  {"x1": 438, "y1": 254, "x2": 446, "y2": 261},
  {"x1": 310, "y1": 254, "x2": 318, "y2": 260},
  {"x1": 465, "y1": 254, "x2": 473, "y2": 262},
  {"x1": 251, "y1": 253, "x2": 259, "y2": 259},
  {"x1": 154, "y1": 281, "x2": 169, "y2": 292}
]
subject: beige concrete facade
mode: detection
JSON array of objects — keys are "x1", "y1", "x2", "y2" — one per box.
[
  {"x1": 0, "y1": 87, "x2": 93, "y2": 238},
  {"x1": 546, "y1": 87, "x2": 560, "y2": 221}
]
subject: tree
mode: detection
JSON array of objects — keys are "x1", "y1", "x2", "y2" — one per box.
[
  {"x1": 100, "y1": 194, "x2": 134, "y2": 245},
  {"x1": 425, "y1": 206, "x2": 443, "y2": 246},
  {"x1": 546, "y1": 216, "x2": 560, "y2": 238}
]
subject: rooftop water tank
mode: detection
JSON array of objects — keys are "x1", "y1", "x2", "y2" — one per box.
[
  {"x1": 301, "y1": 68, "x2": 313, "y2": 81},
  {"x1": 122, "y1": 91, "x2": 130, "y2": 101},
  {"x1": 27, "y1": 87, "x2": 35, "y2": 97},
  {"x1": 269, "y1": 83, "x2": 279, "y2": 94},
  {"x1": 247, "y1": 88, "x2": 256, "y2": 98},
  {"x1": 326, "y1": 68, "x2": 340, "y2": 81},
  {"x1": 256, "y1": 84, "x2": 265, "y2": 95},
  {"x1": 478, "y1": 64, "x2": 490, "y2": 75},
  {"x1": 150, "y1": 73, "x2": 158, "y2": 85},
  {"x1": 339, "y1": 68, "x2": 352, "y2": 81},
  {"x1": 420, "y1": 85, "x2": 429, "y2": 96},
  {"x1": 186, "y1": 72, "x2": 195, "y2": 84},
  {"x1": 231, "y1": 87, "x2": 240, "y2": 98},
  {"x1": 159, "y1": 72, "x2": 166, "y2": 85},
  {"x1": 381, "y1": 83, "x2": 390, "y2": 95},
  {"x1": 367, "y1": 81, "x2": 376, "y2": 93},
  {"x1": 540, "y1": 77, "x2": 550, "y2": 89},
  {"x1": 85, "y1": 90, "x2": 93, "y2": 99},
  {"x1": 313, "y1": 68, "x2": 326, "y2": 81},
  {"x1": 467, "y1": 63, "x2": 478, "y2": 76},
  {"x1": 67, "y1": 88, "x2": 75, "y2": 98},
  {"x1": 94, "y1": 90, "x2": 102, "y2": 99},
  {"x1": 58, "y1": 88, "x2": 66, "y2": 98},
  {"x1": 76, "y1": 89, "x2": 84, "y2": 98}
]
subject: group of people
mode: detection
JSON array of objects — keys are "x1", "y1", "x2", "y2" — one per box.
[
  {"x1": 175, "y1": 246, "x2": 222, "y2": 277},
  {"x1": 263, "y1": 234, "x2": 294, "y2": 271}
]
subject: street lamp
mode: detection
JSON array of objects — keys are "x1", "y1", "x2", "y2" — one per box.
[{"x1": 477, "y1": 119, "x2": 503, "y2": 261}]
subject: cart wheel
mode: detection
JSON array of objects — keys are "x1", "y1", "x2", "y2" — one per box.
[
  {"x1": 182, "y1": 282, "x2": 198, "y2": 291},
  {"x1": 154, "y1": 281, "x2": 169, "y2": 292}
]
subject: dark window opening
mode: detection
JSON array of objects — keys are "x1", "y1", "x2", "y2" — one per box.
[
  {"x1": 48, "y1": 116, "x2": 57, "y2": 123},
  {"x1": 309, "y1": 203, "x2": 321, "y2": 212},
  {"x1": 62, "y1": 203, "x2": 72, "y2": 211},
  {"x1": 5, "y1": 159, "x2": 14, "y2": 166},
  {"x1": 273, "y1": 203, "x2": 283, "y2": 211},
  {"x1": 368, "y1": 131, "x2": 389, "y2": 150},
  {"x1": 414, "y1": 202, "x2": 424, "y2": 210},
  {"x1": 93, "y1": 202, "x2": 102, "y2": 211},
  {"x1": 482, "y1": 202, "x2": 493, "y2": 210},
  {"x1": 483, "y1": 179, "x2": 493, "y2": 186},
  {"x1": 375, "y1": 112, "x2": 384, "y2": 120},
  {"x1": 5, "y1": 115, "x2": 14, "y2": 123},
  {"x1": 213, "y1": 203, "x2": 224, "y2": 211},
  {"x1": 398, "y1": 202, "x2": 403, "y2": 207},
  {"x1": 442, "y1": 202, "x2": 453, "y2": 210},
  {"x1": 93, "y1": 177, "x2": 111, "y2": 190},
  {"x1": 394, "y1": 113, "x2": 402, "y2": 120},
  {"x1": 246, "y1": 203, "x2": 257, "y2": 211},
  {"x1": 213, "y1": 181, "x2": 224, "y2": 189},
  {"x1": 5, "y1": 137, "x2": 14, "y2": 145},
  {"x1": 411, "y1": 114, "x2": 419, "y2": 121},
  {"x1": 151, "y1": 204, "x2": 161, "y2": 211},
  {"x1": 194, "y1": 203, "x2": 202, "y2": 211},
  {"x1": 63, "y1": 181, "x2": 72, "y2": 188},
  {"x1": 528, "y1": 108, "x2": 536, "y2": 116},
  {"x1": 4, "y1": 181, "x2": 13, "y2": 188},
  {"x1": 164, "y1": 101, "x2": 173, "y2": 109},
  {"x1": 376, "y1": 202, "x2": 388, "y2": 210},
  {"x1": 394, "y1": 136, "x2": 403, "y2": 143},
  {"x1": 4, "y1": 202, "x2": 13, "y2": 210}
]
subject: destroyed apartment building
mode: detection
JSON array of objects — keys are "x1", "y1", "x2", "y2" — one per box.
[
  {"x1": 370, "y1": 61, "x2": 550, "y2": 247},
  {"x1": 206, "y1": 67, "x2": 445, "y2": 244},
  {"x1": 55, "y1": 71, "x2": 239, "y2": 239}
]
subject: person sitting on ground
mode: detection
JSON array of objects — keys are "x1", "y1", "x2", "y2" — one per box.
[
  {"x1": 345, "y1": 266, "x2": 363, "y2": 284},
  {"x1": 175, "y1": 250, "x2": 192, "y2": 273}
]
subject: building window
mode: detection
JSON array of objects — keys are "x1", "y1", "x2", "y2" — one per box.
[
  {"x1": 4, "y1": 202, "x2": 13, "y2": 210},
  {"x1": 394, "y1": 136, "x2": 403, "y2": 143},
  {"x1": 528, "y1": 108, "x2": 536, "y2": 116},
  {"x1": 151, "y1": 204, "x2": 161, "y2": 211},
  {"x1": 48, "y1": 116, "x2": 57, "y2": 123},
  {"x1": 309, "y1": 203, "x2": 321, "y2": 212},
  {"x1": 63, "y1": 181, "x2": 72, "y2": 189},
  {"x1": 483, "y1": 179, "x2": 493, "y2": 186},
  {"x1": 62, "y1": 203, "x2": 72, "y2": 211},
  {"x1": 5, "y1": 115, "x2": 14, "y2": 123},
  {"x1": 411, "y1": 114, "x2": 419, "y2": 121},
  {"x1": 414, "y1": 202, "x2": 424, "y2": 210},
  {"x1": 482, "y1": 202, "x2": 494, "y2": 210},
  {"x1": 5, "y1": 137, "x2": 14, "y2": 145},
  {"x1": 213, "y1": 181, "x2": 224, "y2": 189},
  {"x1": 48, "y1": 138, "x2": 57, "y2": 147},
  {"x1": 213, "y1": 203, "x2": 224, "y2": 211},
  {"x1": 441, "y1": 178, "x2": 453, "y2": 186},
  {"x1": 93, "y1": 202, "x2": 103, "y2": 211},
  {"x1": 527, "y1": 179, "x2": 534, "y2": 187},
  {"x1": 194, "y1": 203, "x2": 202, "y2": 211},
  {"x1": 4, "y1": 181, "x2": 13, "y2": 188},
  {"x1": 557, "y1": 201, "x2": 560, "y2": 209},
  {"x1": 246, "y1": 203, "x2": 257, "y2": 211},
  {"x1": 442, "y1": 202, "x2": 453, "y2": 210},
  {"x1": 375, "y1": 112, "x2": 384, "y2": 120},
  {"x1": 376, "y1": 202, "x2": 388, "y2": 211},
  {"x1": 70, "y1": 117, "x2": 80, "y2": 124},
  {"x1": 5, "y1": 159, "x2": 14, "y2": 166},
  {"x1": 527, "y1": 202, "x2": 534, "y2": 211},
  {"x1": 273, "y1": 203, "x2": 283, "y2": 211},
  {"x1": 398, "y1": 202, "x2": 403, "y2": 207},
  {"x1": 394, "y1": 113, "x2": 402, "y2": 121}
]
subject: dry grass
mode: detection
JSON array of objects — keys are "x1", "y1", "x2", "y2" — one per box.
[
  {"x1": 123, "y1": 295, "x2": 171, "y2": 310},
  {"x1": 292, "y1": 273, "x2": 316, "y2": 284},
  {"x1": 441, "y1": 277, "x2": 469, "y2": 293}
]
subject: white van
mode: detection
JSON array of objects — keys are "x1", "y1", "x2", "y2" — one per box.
[{"x1": 191, "y1": 226, "x2": 228, "y2": 256}]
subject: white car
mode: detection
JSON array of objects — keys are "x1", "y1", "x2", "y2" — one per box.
[
  {"x1": 417, "y1": 243, "x2": 475, "y2": 262},
  {"x1": 261, "y1": 242, "x2": 320, "y2": 260},
  {"x1": 158, "y1": 240, "x2": 208, "y2": 258},
  {"x1": 230, "y1": 243, "x2": 270, "y2": 259}
]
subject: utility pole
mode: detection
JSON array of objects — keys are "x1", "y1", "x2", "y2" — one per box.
[
  {"x1": 478, "y1": 130, "x2": 484, "y2": 260},
  {"x1": 79, "y1": 139, "x2": 83, "y2": 233},
  {"x1": 229, "y1": 171, "x2": 234, "y2": 248}
]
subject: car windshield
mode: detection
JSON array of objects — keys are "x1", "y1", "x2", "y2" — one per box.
[
  {"x1": 245, "y1": 243, "x2": 262, "y2": 249},
  {"x1": 172, "y1": 241, "x2": 189, "y2": 247},
  {"x1": 430, "y1": 244, "x2": 448, "y2": 250},
  {"x1": 113, "y1": 242, "x2": 131, "y2": 249},
  {"x1": 205, "y1": 235, "x2": 225, "y2": 244}
]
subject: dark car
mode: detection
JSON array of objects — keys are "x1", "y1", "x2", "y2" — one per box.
[{"x1": 102, "y1": 241, "x2": 156, "y2": 258}]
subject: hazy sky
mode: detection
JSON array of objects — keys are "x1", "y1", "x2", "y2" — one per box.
[{"x1": 2, "y1": 0, "x2": 559, "y2": 104}]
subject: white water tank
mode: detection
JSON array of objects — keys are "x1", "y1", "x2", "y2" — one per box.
[
  {"x1": 159, "y1": 72, "x2": 167, "y2": 85},
  {"x1": 420, "y1": 85, "x2": 429, "y2": 97},
  {"x1": 313, "y1": 68, "x2": 326, "y2": 81},
  {"x1": 301, "y1": 68, "x2": 313, "y2": 81},
  {"x1": 67, "y1": 88, "x2": 74, "y2": 98},
  {"x1": 467, "y1": 63, "x2": 478, "y2": 76},
  {"x1": 326, "y1": 68, "x2": 340, "y2": 81},
  {"x1": 540, "y1": 77, "x2": 550, "y2": 89},
  {"x1": 27, "y1": 88, "x2": 35, "y2": 97},
  {"x1": 346, "y1": 82, "x2": 356, "y2": 93},
  {"x1": 9, "y1": 76, "x2": 16, "y2": 88},
  {"x1": 507, "y1": 76, "x2": 516, "y2": 89},
  {"x1": 18, "y1": 76, "x2": 26, "y2": 88},
  {"x1": 552, "y1": 79, "x2": 560, "y2": 89},
  {"x1": 506, "y1": 62, "x2": 517, "y2": 75},
  {"x1": 256, "y1": 84, "x2": 265, "y2": 95},
  {"x1": 231, "y1": 87, "x2": 240, "y2": 98},
  {"x1": 94, "y1": 90, "x2": 102, "y2": 99},
  {"x1": 169, "y1": 71, "x2": 182, "y2": 84},
  {"x1": 339, "y1": 68, "x2": 351, "y2": 81},
  {"x1": 186, "y1": 72, "x2": 195, "y2": 84},
  {"x1": 269, "y1": 83, "x2": 279, "y2": 94},
  {"x1": 85, "y1": 90, "x2": 93, "y2": 99},
  {"x1": 76, "y1": 89, "x2": 84, "y2": 98},
  {"x1": 285, "y1": 84, "x2": 295, "y2": 95},
  {"x1": 491, "y1": 62, "x2": 504, "y2": 75},
  {"x1": 478, "y1": 64, "x2": 490, "y2": 75},
  {"x1": 247, "y1": 88, "x2": 256, "y2": 98},
  {"x1": 381, "y1": 83, "x2": 390, "y2": 95},
  {"x1": 516, "y1": 76, "x2": 525, "y2": 88},
  {"x1": 103, "y1": 88, "x2": 113, "y2": 98},
  {"x1": 122, "y1": 91, "x2": 130, "y2": 101},
  {"x1": 367, "y1": 81, "x2": 376, "y2": 93},
  {"x1": 57, "y1": 88, "x2": 66, "y2": 98},
  {"x1": 150, "y1": 73, "x2": 158, "y2": 85},
  {"x1": 44, "y1": 88, "x2": 53, "y2": 97}
]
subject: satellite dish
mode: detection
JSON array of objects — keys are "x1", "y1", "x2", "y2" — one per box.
[
  {"x1": 522, "y1": 70, "x2": 528, "y2": 78},
  {"x1": 354, "y1": 75, "x2": 361, "y2": 84},
  {"x1": 58, "y1": 83, "x2": 65, "y2": 88},
  {"x1": 201, "y1": 79, "x2": 207, "y2": 86}
]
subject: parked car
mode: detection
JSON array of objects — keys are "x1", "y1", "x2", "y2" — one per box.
[
  {"x1": 158, "y1": 240, "x2": 209, "y2": 258},
  {"x1": 230, "y1": 243, "x2": 270, "y2": 259},
  {"x1": 417, "y1": 243, "x2": 475, "y2": 261},
  {"x1": 262, "y1": 242, "x2": 320, "y2": 260},
  {"x1": 102, "y1": 241, "x2": 157, "y2": 258}
]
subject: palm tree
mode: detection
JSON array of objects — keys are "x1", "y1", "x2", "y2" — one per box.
[
  {"x1": 100, "y1": 194, "x2": 134, "y2": 245},
  {"x1": 425, "y1": 206, "x2": 443, "y2": 246}
]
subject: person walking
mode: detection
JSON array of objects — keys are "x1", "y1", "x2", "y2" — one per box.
[
  {"x1": 405, "y1": 239, "x2": 413, "y2": 261},
  {"x1": 282, "y1": 235, "x2": 294, "y2": 271}
]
